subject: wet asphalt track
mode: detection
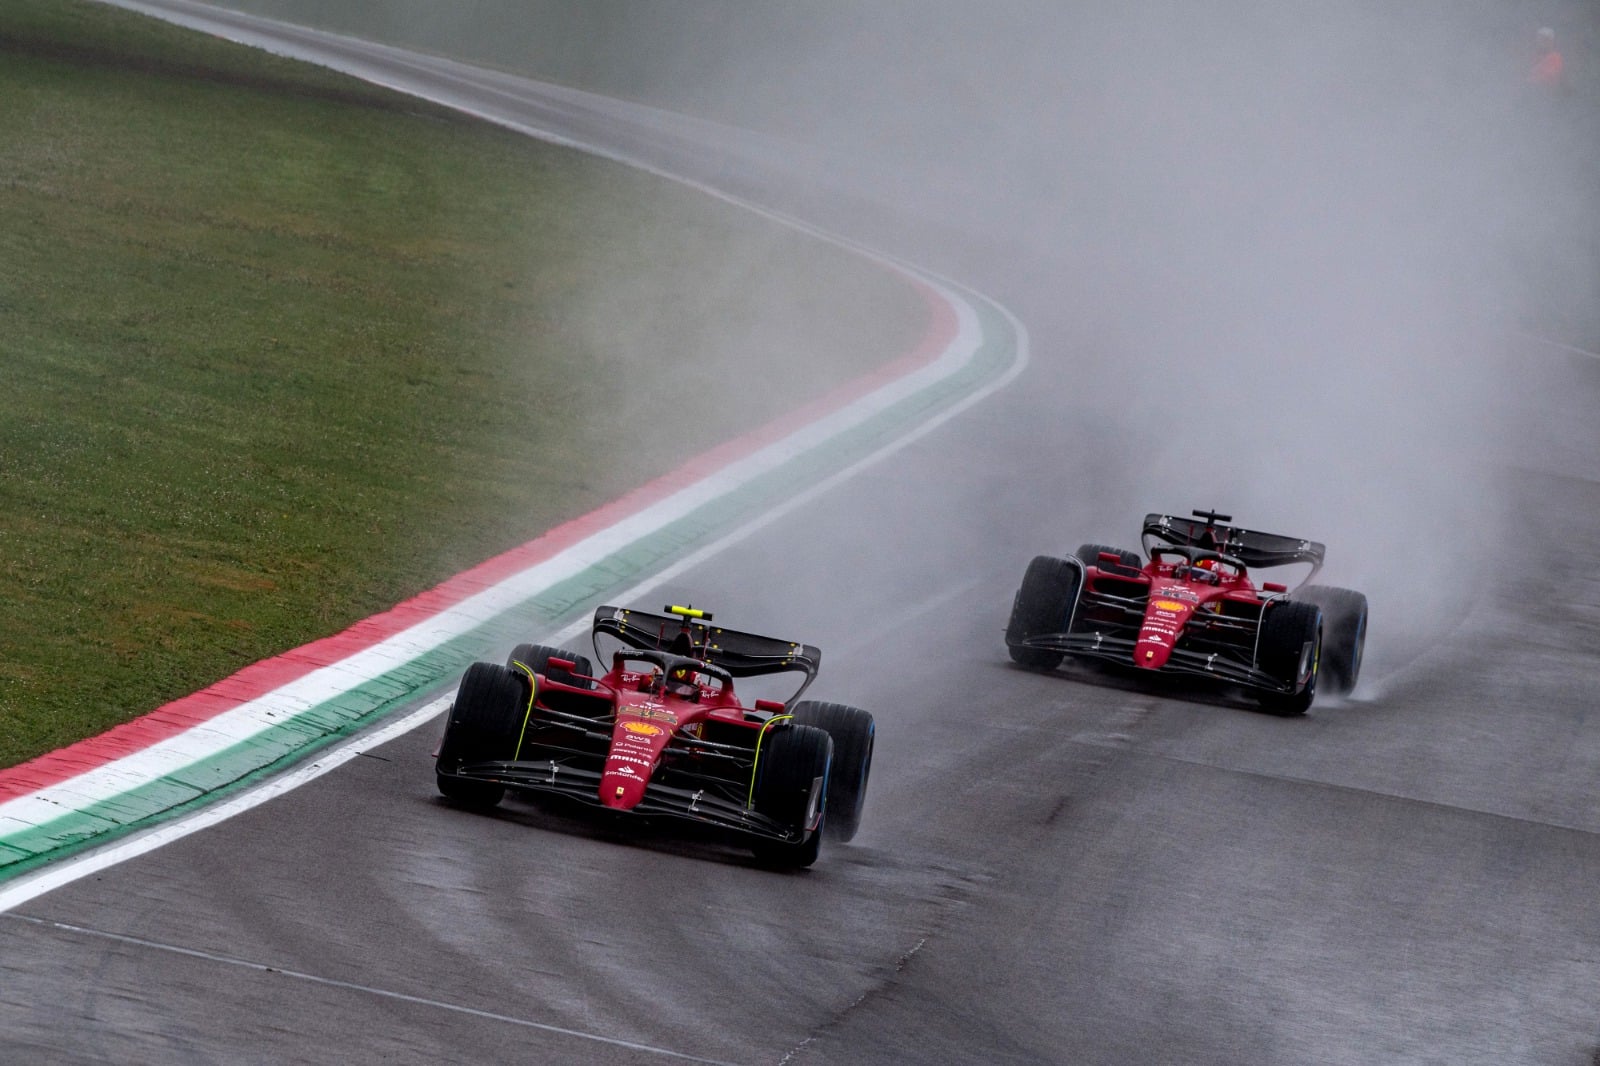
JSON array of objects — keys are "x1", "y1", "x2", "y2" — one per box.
[{"x1": 9, "y1": 5, "x2": 1600, "y2": 1063}]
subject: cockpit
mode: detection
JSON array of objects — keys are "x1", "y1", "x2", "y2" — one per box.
[
  {"x1": 611, "y1": 649, "x2": 730, "y2": 704},
  {"x1": 1153, "y1": 545, "x2": 1247, "y2": 586}
]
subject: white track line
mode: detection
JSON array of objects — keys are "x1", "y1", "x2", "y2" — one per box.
[
  {"x1": 8, "y1": 912, "x2": 746, "y2": 1065},
  {"x1": 1521, "y1": 332, "x2": 1600, "y2": 361}
]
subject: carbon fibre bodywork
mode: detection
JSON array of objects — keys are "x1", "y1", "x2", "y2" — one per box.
[
  {"x1": 445, "y1": 649, "x2": 815, "y2": 841},
  {"x1": 1006, "y1": 512, "x2": 1358, "y2": 713},
  {"x1": 1017, "y1": 555, "x2": 1301, "y2": 693},
  {"x1": 436, "y1": 606, "x2": 874, "y2": 864}
]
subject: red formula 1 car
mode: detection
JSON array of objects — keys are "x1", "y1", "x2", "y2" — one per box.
[
  {"x1": 1004, "y1": 511, "x2": 1369, "y2": 715},
  {"x1": 434, "y1": 605, "x2": 875, "y2": 868}
]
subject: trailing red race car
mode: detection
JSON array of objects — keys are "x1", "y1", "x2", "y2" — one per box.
[
  {"x1": 434, "y1": 605, "x2": 875, "y2": 868},
  {"x1": 1005, "y1": 510, "x2": 1368, "y2": 715}
]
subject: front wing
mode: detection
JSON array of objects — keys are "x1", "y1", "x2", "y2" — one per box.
[
  {"x1": 442, "y1": 758, "x2": 805, "y2": 842},
  {"x1": 1011, "y1": 630, "x2": 1299, "y2": 694}
]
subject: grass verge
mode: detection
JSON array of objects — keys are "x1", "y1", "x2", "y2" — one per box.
[{"x1": 0, "y1": 0, "x2": 926, "y2": 767}]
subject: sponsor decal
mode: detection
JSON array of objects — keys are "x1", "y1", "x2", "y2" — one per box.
[
  {"x1": 1152, "y1": 599, "x2": 1186, "y2": 612},
  {"x1": 621, "y1": 721, "x2": 664, "y2": 738},
  {"x1": 632, "y1": 706, "x2": 678, "y2": 724},
  {"x1": 611, "y1": 765, "x2": 639, "y2": 777}
]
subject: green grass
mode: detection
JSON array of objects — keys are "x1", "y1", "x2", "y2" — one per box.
[{"x1": 0, "y1": 1, "x2": 926, "y2": 767}]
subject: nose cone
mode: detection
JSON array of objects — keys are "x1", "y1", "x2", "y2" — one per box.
[
  {"x1": 600, "y1": 763, "x2": 649, "y2": 808},
  {"x1": 1135, "y1": 634, "x2": 1175, "y2": 669},
  {"x1": 1137, "y1": 594, "x2": 1194, "y2": 670},
  {"x1": 600, "y1": 716, "x2": 668, "y2": 809}
]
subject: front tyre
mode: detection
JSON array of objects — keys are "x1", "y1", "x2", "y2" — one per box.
[
  {"x1": 791, "y1": 701, "x2": 874, "y2": 842},
  {"x1": 1295, "y1": 586, "x2": 1367, "y2": 696},
  {"x1": 751, "y1": 724, "x2": 833, "y2": 869},
  {"x1": 1005, "y1": 555, "x2": 1083, "y2": 669},
  {"x1": 1256, "y1": 601, "x2": 1322, "y2": 717},
  {"x1": 435, "y1": 662, "x2": 526, "y2": 807}
]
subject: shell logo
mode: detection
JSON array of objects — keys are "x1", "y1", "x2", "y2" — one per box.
[
  {"x1": 1153, "y1": 599, "x2": 1186, "y2": 612},
  {"x1": 621, "y1": 721, "x2": 664, "y2": 737}
]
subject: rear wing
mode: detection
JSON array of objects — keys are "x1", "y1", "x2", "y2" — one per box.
[
  {"x1": 1141, "y1": 512, "x2": 1325, "y2": 577},
  {"x1": 590, "y1": 605, "x2": 821, "y2": 685}
]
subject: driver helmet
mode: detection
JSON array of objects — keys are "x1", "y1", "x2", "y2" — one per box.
[{"x1": 666, "y1": 663, "x2": 698, "y2": 699}]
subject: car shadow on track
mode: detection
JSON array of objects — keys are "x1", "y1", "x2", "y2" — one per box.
[
  {"x1": 1002, "y1": 658, "x2": 1302, "y2": 719},
  {"x1": 430, "y1": 789, "x2": 819, "y2": 872}
]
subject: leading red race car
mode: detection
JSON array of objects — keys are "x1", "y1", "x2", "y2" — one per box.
[
  {"x1": 434, "y1": 605, "x2": 875, "y2": 868},
  {"x1": 1004, "y1": 510, "x2": 1368, "y2": 715}
]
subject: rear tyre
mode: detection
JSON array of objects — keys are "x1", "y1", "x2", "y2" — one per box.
[
  {"x1": 1295, "y1": 586, "x2": 1367, "y2": 696},
  {"x1": 506, "y1": 643, "x2": 593, "y2": 688},
  {"x1": 751, "y1": 724, "x2": 832, "y2": 869},
  {"x1": 1256, "y1": 601, "x2": 1323, "y2": 717},
  {"x1": 1005, "y1": 555, "x2": 1083, "y2": 669},
  {"x1": 435, "y1": 662, "x2": 526, "y2": 807},
  {"x1": 1074, "y1": 543, "x2": 1142, "y2": 573},
  {"x1": 791, "y1": 701, "x2": 874, "y2": 842}
]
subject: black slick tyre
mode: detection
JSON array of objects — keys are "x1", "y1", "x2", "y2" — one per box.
[
  {"x1": 751, "y1": 724, "x2": 832, "y2": 869},
  {"x1": 506, "y1": 643, "x2": 593, "y2": 688},
  {"x1": 1005, "y1": 555, "x2": 1083, "y2": 669},
  {"x1": 1295, "y1": 586, "x2": 1367, "y2": 696},
  {"x1": 436, "y1": 661, "x2": 527, "y2": 807},
  {"x1": 1256, "y1": 601, "x2": 1323, "y2": 717},
  {"x1": 791, "y1": 701, "x2": 874, "y2": 842}
]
